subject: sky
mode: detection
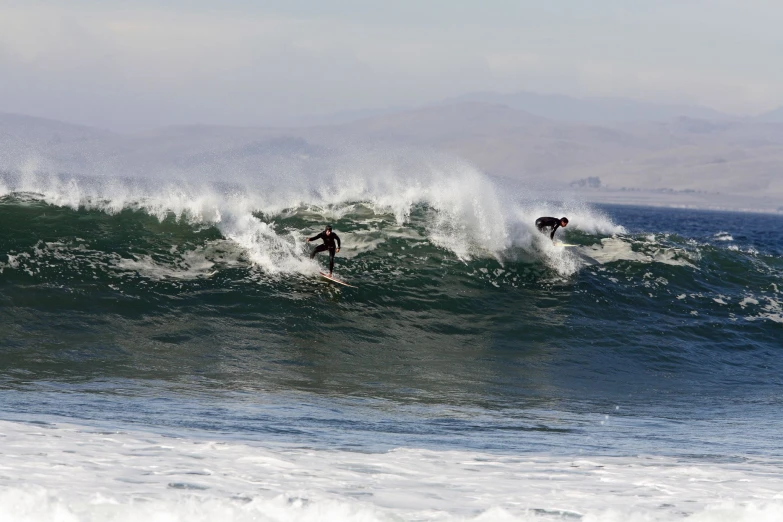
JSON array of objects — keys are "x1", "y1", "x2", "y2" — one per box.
[{"x1": 1, "y1": 0, "x2": 782, "y2": 129}]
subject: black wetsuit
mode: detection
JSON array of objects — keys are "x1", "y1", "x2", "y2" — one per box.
[
  {"x1": 309, "y1": 231, "x2": 341, "y2": 274},
  {"x1": 535, "y1": 217, "x2": 562, "y2": 241}
]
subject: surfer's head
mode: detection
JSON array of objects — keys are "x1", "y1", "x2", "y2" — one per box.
[
  {"x1": 560, "y1": 217, "x2": 569, "y2": 227},
  {"x1": 325, "y1": 225, "x2": 332, "y2": 234}
]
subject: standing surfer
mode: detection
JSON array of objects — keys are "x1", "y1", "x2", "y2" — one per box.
[
  {"x1": 307, "y1": 225, "x2": 341, "y2": 276},
  {"x1": 535, "y1": 216, "x2": 569, "y2": 242}
]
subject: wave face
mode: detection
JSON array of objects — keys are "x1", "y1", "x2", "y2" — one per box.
[
  {"x1": 0, "y1": 163, "x2": 781, "y2": 405},
  {"x1": 1, "y1": 148, "x2": 783, "y2": 520}
]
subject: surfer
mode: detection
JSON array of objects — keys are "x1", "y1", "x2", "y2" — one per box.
[
  {"x1": 535, "y1": 216, "x2": 569, "y2": 242},
  {"x1": 307, "y1": 225, "x2": 341, "y2": 276}
]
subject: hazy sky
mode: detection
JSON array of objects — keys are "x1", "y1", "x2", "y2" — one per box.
[{"x1": 1, "y1": 0, "x2": 782, "y2": 129}]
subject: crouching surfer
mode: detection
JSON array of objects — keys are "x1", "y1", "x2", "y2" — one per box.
[{"x1": 535, "y1": 216, "x2": 569, "y2": 242}]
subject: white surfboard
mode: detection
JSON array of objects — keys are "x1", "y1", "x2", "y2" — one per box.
[
  {"x1": 320, "y1": 272, "x2": 357, "y2": 288},
  {"x1": 554, "y1": 242, "x2": 578, "y2": 248}
]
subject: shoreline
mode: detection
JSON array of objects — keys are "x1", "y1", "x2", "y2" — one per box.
[{"x1": 575, "y1": 188, "x2": 783, "y2": 215}]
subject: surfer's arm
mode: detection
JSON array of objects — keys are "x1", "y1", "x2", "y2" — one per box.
[
  {"x1": 550, "y1": 224, "x2": 559, "y2": 241},
  {"x1": 335, "y1": 234, "x2": 341, "y2": 251},
  {"x1": 307, "y1": 232, "x2": 323, "y2": 243}
]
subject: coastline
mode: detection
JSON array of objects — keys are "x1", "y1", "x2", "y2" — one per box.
[{"x1": 575, "y1": 187, "x2": 783, "y2": 215}]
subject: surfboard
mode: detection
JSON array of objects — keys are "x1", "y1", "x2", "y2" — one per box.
[
  {"x1": 554, "y1": 242, "x2": 578, "y2": 248},
  {"x1": 320, "y1": 272, "x2": 357, "y2": 288}
]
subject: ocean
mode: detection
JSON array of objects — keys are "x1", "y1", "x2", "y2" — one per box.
[{"x1": 0, "y1": 158, "x2": 782, "y2": 521}]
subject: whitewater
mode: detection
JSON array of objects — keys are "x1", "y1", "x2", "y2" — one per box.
[{"x1": 3, "y1": 417, "x2": 783, "y2": 522}]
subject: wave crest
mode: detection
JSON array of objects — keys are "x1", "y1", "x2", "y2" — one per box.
[{"x1": 0, "y1": 147, "x2": 624, "y2": 276}]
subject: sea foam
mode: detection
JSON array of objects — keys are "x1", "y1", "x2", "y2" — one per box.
[
  {"x1": 1, "y1": 419, "x2": 781, "y2": 522},
  {"x1": 0, "y1": 141, "x2": 624, "y2": 276}
]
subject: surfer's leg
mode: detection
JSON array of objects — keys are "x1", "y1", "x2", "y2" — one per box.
[
  {"x1": 311, "y1": 244, "x2": 328, "y2": 259},
  {"x1": 328, "y1": 248, "x2": 335, "y2": 275}
]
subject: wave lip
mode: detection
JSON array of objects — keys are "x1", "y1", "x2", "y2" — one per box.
[{"x1": 0, "y1": 153, "x2": 624, "y2": 277}]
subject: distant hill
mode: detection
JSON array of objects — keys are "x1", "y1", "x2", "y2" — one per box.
[
  {"x1": 296, "y1": 106, "x2": 407, "y2": 127},
  {"x1": 335, "y1": 102, "x2": 667, "y2": 176},
  {"x1": 334, "y1": 102, "x2": 783, "y2": 205},
  {"x1": 336, "y1": 102, "x2": 545, "y2": 141},
  {"x1": 0, "y1": 112, "x2": 112, "y2": 145},
  {"x1": 299, "y1": 90, "x2": 734, "y2": 127},
  {"x1": 447, "y1": 90, "x2": 733, "y2": 123},
  {"x1": 755, "y1": 106, "x2": 783, "y2": 123},
  {"x1": 2, "y1": 104, "x2": 782, "y2": 212},
  {"x1": 0, "y1": 113, "x2": 115, "y2": 174}
]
